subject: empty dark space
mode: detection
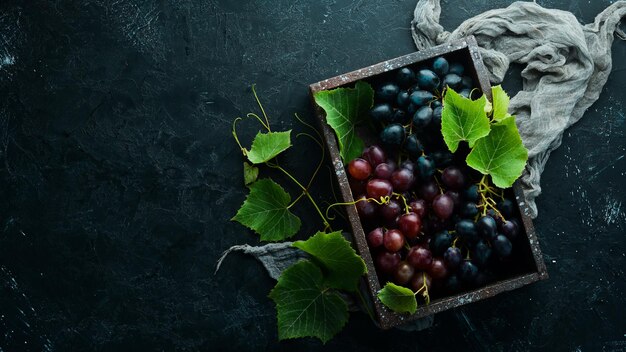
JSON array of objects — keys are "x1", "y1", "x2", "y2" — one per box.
[{"x1": 0, "y1": 0, "x2": 624, "y2": 351}]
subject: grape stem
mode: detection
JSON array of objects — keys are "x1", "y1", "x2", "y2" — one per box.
[
  {"x1": 413, "y1": 272, "x2": 431, "y2": 305},
  {"x1": 392, "y1": 192, "x2": 411, "y2": 214},
  {"x1": 476, "y1": 174, "x2": 506, "y2": 220},
  {"x1": 325, "y1": 196, "x2": 390, "y2": 220}
]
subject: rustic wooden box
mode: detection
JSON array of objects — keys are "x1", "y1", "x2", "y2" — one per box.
[{"x1": 309, "y1": 36, "x2": 548, "y2": 329}]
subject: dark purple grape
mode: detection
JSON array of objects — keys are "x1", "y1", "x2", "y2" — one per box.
[
  {"x1": 430, "y1": 150, "x2": 453, "y2": 168},
  {"x1": 487, "y1": 208, "x2": 505, "y2": 227},
  {"x1": 370, "y1": 104, "x2": 393, "y2": 122},
  {"x1": 500, "y1": 220, "x2": 519, "y2": 240},
  {"x1": 456, "y1": 219, "x2": 478, "y2": 244},
  {"x1": 405, "y1": 134, "x2": 423, "y2": 158},
  {"x1": 419, "y1": 181, "x2": 439, "y2": 202},
  {"x1": 380, "y1": 123, "x2": 405, "y2": 145},
  {"x1": 413, "y1": 106, "x2": 433, "y2": 128},
  {"x1": 397, "y1": 90, "x2": 411, "y2": 108},
  {"x1": 366, "y1": 179, "x2": 393, "y2": 199},
  {"x1": 477, "y1": 215, "x2": 498, "y2": 241},
  {"x1": 492, "y1": 235, "x2": 512, "y2": 258},
  {"x1": 473, "y1": 240, "x2": 492, "y2": 268},
  {"x1": 449, "y1": 63, "x2": 465, "y2": 76},
  {"x1": 384, "y1": 229, "x2": 405, "y2": 252},
  {"x1": 459, "y1": 261, "x2": 478, "y2": 283},
  {"x1": 400, "y1": 160, "x2": 416, "y2": 172},
  {"x1": 443, "y1": 247, "x2": 462, "y2": 271},
  {"x1": 460, "y1": 202, "x2": 479, "y2": 219},
  {"x1": 410, "y1": 272, "x2": 432, "y2": 293},
  {"x1": 432, "y1": 57, "x2": 450, "y2": 76},
  {"x1": 374, "y1": 163, "x2": 394, "y2": 180},
  {"x1": 410, "y1": 200, "x2": 427, "y2": 219},
  {"x1": 407, "y1": 246, "x2": 433, "y2": 270},
  {"x1": 393, "y1": 261, "x2": 415, "y2": 285},
  {"x1": 396, "y1": 67, "x2": 416, "y2": 88},
  {"x1": 362, "y1": 145, "x2": 387, "y2": 168},
  {"x1": 431, "y1": 231, "x2": 452, "y2": 256},
  {"x1": 410, "y1": 90, "x2": 434, "y2": 106},
  {"x1": 433, "y1": 106, "x2": 443, "y2": 125},
  {"x1": 442, "y1": 73, "x2": 462, "y2": 89},
  {"x1": 376, "y1": 251, "x2": 401, "y2": 275},
  {"x1": 428, "y1": 258, "x2": 448, "y2": 279},
  {"x1": 380, "y1": 199, "x2": 402, "y2": 222},
  {"x1": 391, "y1": 109, "x2": 408, "y2": 124},
  {"x1": 463, "y1": 185, "x2": 479, "y2": 202},
  {"x1": 367, "y1": 227, "x2": 384, "y2": 248},
  {"x1": 407, "y1": 103, "x2": 418, "y2": 115},
  {"x1": 444, "y1": 275, "x2": 461, "y2": 293},
  {"x1": 376, "y1": 83, "x2": 400, "y2": 103},
  {"x1": 355, "y1": 196, "x2": 377, "y2": 219},
  {"x1": 441, "y1": 166, "x2": 466, "y2": 190},
  {"x1": 398, "y1": 212, "x2": 422, "y2": 240},
  {"x1": 349, "y1": 178, "x2": 366, "y2": 196},
  {"x1": 417, "y1": 69, "x2": 440, "y2": 90},
  {"x1": 460, "y1": 89, "x2": 471, "y2": 98},
  {"x1": 432, "y1": 194, "x2": 454, "y2": 220},
  {"x1": 348, "y1": 158, "x2": 372, "y2": 181},
  {"x1": 416, "y1": 155, "x2": 435, "y2": 180},
  {"x1": 461, "y1": 76, "x2": 473, "y2": 89},
  {"x1": 497, "y1": 199, "x2": 515, "y2": 218},
  {"x1": 391, "y1": 168, "x2": 415, "y2": 192}
]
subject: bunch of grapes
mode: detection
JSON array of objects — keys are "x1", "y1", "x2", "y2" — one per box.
[{"x1": 346, "y1": 57, "x2": 523, "y2": 301}]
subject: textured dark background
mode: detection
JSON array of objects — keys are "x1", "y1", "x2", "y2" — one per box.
[{"x1": 0, "y1": 0, "x2": 624, "y2": 351}]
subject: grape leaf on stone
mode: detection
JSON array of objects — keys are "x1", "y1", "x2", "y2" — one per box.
[
  {"x1": 269, "y1": 260, "x2": 349, "y2": 343},
  {"x1": 292, "y1": 231, "x2": 367, "y2": 292},
  {"x1": 232, "y1": 178, "x2": 301, "y2": 241},
  {"x1": 243, "y1": 161, "x2": 259, "y2": 185},
  {"x1": 313, "y1": 81, "x2": 374, "y2": 163},
  {"x1": 466, "y1": 116, "x2": 528, "y2": 188},
  {"x1": 247, "y1": 130, "x2": 292, "y2": 164},
  {"x1": 441, "y1": 88, "x2": 491, "y2": 152},
  {"x1": 491, "y1": 85, "x2": 511, "y2": 121},
  {"x1": 377, "y1": 282, "x2": 417, "y2": 314}
]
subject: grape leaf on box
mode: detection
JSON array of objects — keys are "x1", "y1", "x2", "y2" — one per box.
[
  {"x1": 269, "y1": 260, "x2": 349, "y2": 343},
  {"x1": 247, "y1": 130, "x2": 292, "y2": 164},
  {"x1": 466, "y1": 116, "x2": 528, "y2": 188},
  {"x1": 377, "y1": 282, "x2": 417, "y2": 314},
  {"x1": 232, "y1": 178, "x2": 301, "y2": 241},
  {"x1": 491, "y1": 85, "x2": 511, "y2": 121},
  {"x1": 441, "y1": 88, "x2": 491, "y2": 152},
  {"x1": 313, "y1": 81, "x2": 374, "y2": 163},
  {"x1": 292, "y1": 231, "x2": 367, "y2": 292},
  {"x1": 243, "y1": 162, "x2": 259, "y2": 185}
]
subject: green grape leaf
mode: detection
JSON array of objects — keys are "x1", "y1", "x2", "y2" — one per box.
[
  {"x1": 491, "y1": 85, "x2": 511, "y2": 122},
  {"x1": 247, "y1": 130, "x2": 292, "y2": 164},
  {"x1": 377, "y1": 282, "x2": 417, "y2": 314},
  {"x1": 232, "y1": 178, "x2": 301, "y2": 241},
  {"x1": 441, "y1": 88, "x2": 491, "y2": 152},
  {"x1": 313, "y1": 81, "x2": 374, "y2": 163},
  {"x1": 243, "y1": 162, "x2": 259, "y2": 185},
  {"x1": 292, "y1": 231, "x2": 367, "y2": 292},
  {"x1": 269, "y1": 260, "x2": 349, "y2": 343},
  {"x1": 466, "y1": 116, "x2": 528, "y2": 188}
]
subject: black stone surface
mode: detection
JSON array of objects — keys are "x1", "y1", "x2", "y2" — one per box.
[{"x1": 0, "y1": 0, "x2": 624, "y2": 351}]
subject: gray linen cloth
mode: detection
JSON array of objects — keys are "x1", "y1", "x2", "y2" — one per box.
[{"x1": 216, "y1": 1, "x2": 626, "y2": 331}]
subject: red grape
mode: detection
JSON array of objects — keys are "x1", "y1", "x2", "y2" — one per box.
[
  {"x1": 380, "y1": 199, "x2": 402, "y2": 222},
  {"x1": 390, "y1": 168, "x2": 415, "y2": 192},
  {"x1": 348, "y1": 158, "x2": 372, "y2": 180},
  {"x1": 409, "y1": 199, "x2": 427, "y2": 218},
  {"x1": 376, "y1": 251, "x2": 401, "y2": 275},
  {"x1": 367, "y1": 227, "x2": 384, "y2": 248},
  {"x1": 355, "y1": 196, "x2": 377, "y2": 219},
  {"x1": 366, "y1": 179, "x2": 393, "y2": 199},
  {"x1": 407, "y1": 246, "x2": 433, "y2": 270},
  {"x1": 398, "y1": 212, "x2": 422, "y2": 239},
  {"x1": 410, "y1": 272, "x2": 432, "y2": 292},
  {"x1": 362, "y1": 145, "x2": 386, "y2": 167},
  {"x1": 441, "y1": 166, "x2": 465, "y2": 190},
  {"x1": 432, "y1": 194, "x2": 454, "y2": 220},
  {"x1": 393, "y1": 261, "x2": 414, "y2": 285},
  {"x1": 428, "y1": 258, "x2": 448, "y2": 279},
  {"x1": 383, "y1": 229, "x2": 405, "y2": 252},
  {"x1": 374, "y1": 163, "x2": 394, "y2": 180},
  {"x1": 419, "y1": 181, "x2": 439, "y2": 202}
]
